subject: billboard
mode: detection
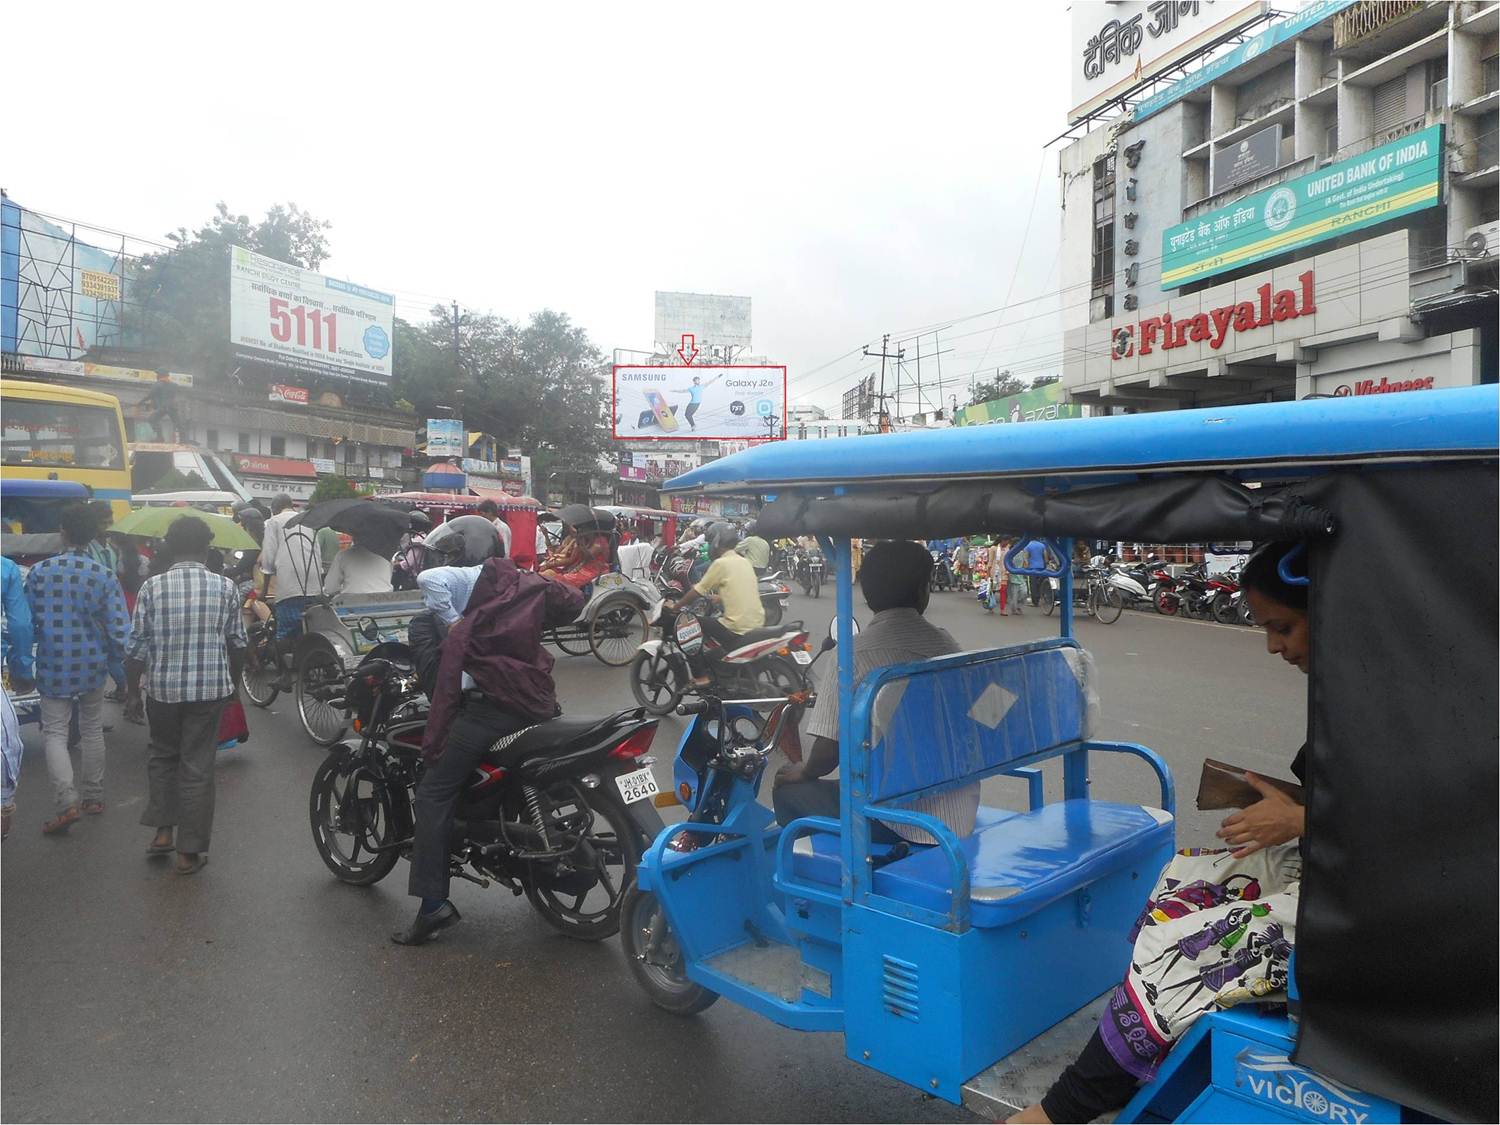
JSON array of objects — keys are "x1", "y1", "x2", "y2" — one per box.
[
  {"x1": 1069, "y1": 0, "x2": 1265, "y2": 125},
  {"x1": 613, "y1": 365, "x2": 786, "y2": 442},
  {"x1": 954, "y1": 382, "x2": 1090, "y2": 426},
  {"x1": 654, "y1": 292, "x2": 752, "y2": 351},
  {"x1": 1161, "y1": 125, "x2": 1441, "y2": 289},
  {"x1": 229, "y1": 245, "x2": 394, "y2": 384},
  {"x1": 2, "y1": 199, "x2": 134, "y2": 360},
  {"x1": 426, "y1": 418, "x2": 466, "y2": 457}
]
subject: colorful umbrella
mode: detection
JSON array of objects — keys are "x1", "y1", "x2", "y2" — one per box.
[{"x1": 109, "y1": 507, "x2": 259, "y2": 550}]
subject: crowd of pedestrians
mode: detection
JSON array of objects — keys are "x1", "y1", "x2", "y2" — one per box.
[{"x1": 0, "y1": 503, "x2": 244, "y2": 874}]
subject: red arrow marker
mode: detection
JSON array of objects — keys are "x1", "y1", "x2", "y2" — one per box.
[{"x1": 677, "y1": 333, "x2": 699, "y2": 366}]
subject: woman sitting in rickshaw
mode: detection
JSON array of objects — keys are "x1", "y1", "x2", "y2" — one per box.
[
  {"x1": 1013, "y1": 543, "x2": 1310, "y2": 1124},
  {"x1": 537, "y1": 506, "x2": 615, "y2": 590}
]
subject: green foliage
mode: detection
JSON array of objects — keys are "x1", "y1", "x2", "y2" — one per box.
[
  {"x1": 393, "y1": 398, "x2": 416, "y2": 413},
  {"x1": 392, "y1": 307, "x2": 612, "y2": 493},
  {"x1": 138, "y1": 467, "x2": 210, "y2": 493},
  {"x1": 970, "y1": 370, "x2": 1029, "y2": 406},
  {"x1": 1032, "y1": 375, "x2": 1060, "y2": 387},
  {"x1": 128, "y1": 202, "x2": 332, "y2": 378},
  {"x1": 309, "y1": 474, "x2": 368, "y2": 504}
]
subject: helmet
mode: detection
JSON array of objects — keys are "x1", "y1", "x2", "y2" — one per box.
[
  {"x1": 421, "y1": 514, "x2": 503, "y2": 569},
  {"x1": 705, "y1": 521, "x2": 739, "y2": 554},
  {"x1": 408, "y1": 510, "x2": 432, "y2": 533}
]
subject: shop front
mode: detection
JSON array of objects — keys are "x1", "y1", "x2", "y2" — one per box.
[{"x1": 233, "y1": 453, "x2": 319, "y2": 504}]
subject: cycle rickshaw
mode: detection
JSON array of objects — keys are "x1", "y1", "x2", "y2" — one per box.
[{"x1": 630, "y1": 386, "x2": 1497, "y2": 1123}]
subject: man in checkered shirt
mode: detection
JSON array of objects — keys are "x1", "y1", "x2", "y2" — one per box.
[
  {"x1": 125, "y1": 516, "x2": 247, "y2": 875},
  {"x1": 23, "y1": 504, "x2": 132, "y2": 835}
]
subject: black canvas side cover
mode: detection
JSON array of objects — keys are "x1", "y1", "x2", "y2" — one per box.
[{"x1": 1296, "y1": 464, "x2": 1498, "y2": 1122}]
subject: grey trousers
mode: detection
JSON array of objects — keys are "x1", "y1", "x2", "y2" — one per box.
[
  {"x1": 141, "y1": 697, "x2": 227, "y2": 854},
  {"x1": 40, "y1": 688, "x2": 106, "y2": 811}
]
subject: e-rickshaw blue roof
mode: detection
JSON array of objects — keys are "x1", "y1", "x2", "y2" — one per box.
[{"x1": 663, "y1": 386, "x2": 1499, "y2": 494}]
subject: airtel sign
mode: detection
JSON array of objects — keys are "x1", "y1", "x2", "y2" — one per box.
[{"x1": 1113, "y1": 271, "x2": 1316, "y2": 360}]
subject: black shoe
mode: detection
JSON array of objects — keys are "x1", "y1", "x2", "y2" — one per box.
[{"x1": 390, "y1": 901, "x2": 461, "y2": 946}]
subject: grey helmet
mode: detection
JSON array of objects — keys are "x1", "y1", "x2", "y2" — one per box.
[
  {"x1": 421, "y1": 514, "x2": 503, "y2": 569},
  {"x1": 705, "y1": 521, "x2": 740, "y2": 554}
]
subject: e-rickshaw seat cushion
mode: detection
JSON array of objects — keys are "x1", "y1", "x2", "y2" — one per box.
[{"x1": 789, "y1": 800, "x2": 1172, "y2": 929}]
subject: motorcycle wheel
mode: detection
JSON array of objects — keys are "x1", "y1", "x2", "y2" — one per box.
[
  {"x1": 756, "y1": 654, "x2": 807, "y2": 701},
  {"x1": 589, "y1": 597, "x2": 650, "y2": 667},
  {"x1": 620, "y1": 879, "x2": 720, "y2": 1015},
  {"x1": 811, "y1": 573, "x2": 821, "y2": 599},
  {"x1": 308, "y1": 754, "x2": 400, "y2": 886},
  {"x1": 1092, "y1": 585, "x2": 1125, "y2": 624},
  {"x1": 551, "y1": 627, "x2": 592, "y2": 657},
  {"x1": 296, "y1": 644, "x2": 348, "y2": 747},
  {"x1": 240, "y1": 645, "x2": 280, "y2": 708},
  {"x1": 524, "y1": 787, "x2": 640, "y2": 941},
  {"x1": 1154, "y1": 588, "x2": 1178, "y2": 616},
  {"x1": 1211, "y1": 593, "x2": 1239, "y2": 625},
  {"x1": 629, "y1": 649, "x2": 685, "y2": 716},
  {"x1": 1238, "y1": 598, "x2": 1256, "y2": 627},
  {"x1": 762, "y1": 601, "x2": 784, "y2": 628}
]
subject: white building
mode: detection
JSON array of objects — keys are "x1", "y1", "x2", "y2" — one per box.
[{"x1": 1058, "y1": 0, "x2": 1498, "y2": 410}]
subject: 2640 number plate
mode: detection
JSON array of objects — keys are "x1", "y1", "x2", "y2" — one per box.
[{"x1": 614, "y1": 767, "x2": 660, "y2": 804}]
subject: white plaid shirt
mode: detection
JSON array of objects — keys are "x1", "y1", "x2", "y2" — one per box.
[{"x1": 126, "y1": 562, "x2": 247, "y2": 703}]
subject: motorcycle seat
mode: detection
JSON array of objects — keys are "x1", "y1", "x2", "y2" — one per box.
[
  {"x1": 484, "y1": 714, "x2": 624, "y2": 765},
  {"x1": 712, "y1": 623, "x2": 802, "y2": 649}
]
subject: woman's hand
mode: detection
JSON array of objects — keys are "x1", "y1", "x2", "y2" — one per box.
[{"x1": 1216, "y1": 772, "x2": 1305, "y2": 858}]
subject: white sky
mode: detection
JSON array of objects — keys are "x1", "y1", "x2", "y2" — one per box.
[{"x1": 6, "y1": 0, "x2": 1073, "y2": 416}]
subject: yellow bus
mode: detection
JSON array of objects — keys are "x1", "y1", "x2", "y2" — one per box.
[{"x1": 0, "y1": 379, "x2": 133, "y2": 520}]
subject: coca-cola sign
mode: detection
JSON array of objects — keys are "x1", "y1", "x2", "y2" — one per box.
[{"x1": 269, "y1": 383, "x2": 309, "y2": 405}]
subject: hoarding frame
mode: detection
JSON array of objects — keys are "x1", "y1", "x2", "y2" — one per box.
[
  {"x1": 611, "y1": 364, "x2": 787, "y2": 443},
  {"x1": 653, "y1": 291, "x2": 752, "y2": 351}
]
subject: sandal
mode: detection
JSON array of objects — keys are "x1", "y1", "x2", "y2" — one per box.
[
  {"x1": 175, "y1": 853, "x2": 209, "y2": 876},
  {"x1": 81, "y1": 800, "x2": 105, "y2": 816},
  {"x1": 42, "y1": 806, "x2": 80, "y2": 835}
]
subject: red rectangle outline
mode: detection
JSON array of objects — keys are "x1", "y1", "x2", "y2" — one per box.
[{"x1": 611, "y1": 365, "x2": 789, "y2": 443}]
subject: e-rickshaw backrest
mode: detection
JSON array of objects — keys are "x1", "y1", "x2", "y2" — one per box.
[{"x1": 858, "y1": 639, "x2": 1096, "y2": 804}]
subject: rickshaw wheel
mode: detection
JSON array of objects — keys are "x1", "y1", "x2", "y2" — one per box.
[
  {"x1": 240, "y1": 658, "x2": 279, "y2": 708},
  {"x1": 550, "y1": 628, "x2": 591, "y2": 657},
  {"x1": 1092, "y1": 585, "x2": 1125, "y2": 624},
  {"x1": 296, "y1": 644, "x2": 348, "y2": 746},
  {"x1": 620, "y1": 880, "x2": 720, "y2": 1015},
  {"x1": 589, "y1": 597, "x2": 649, "y2": 666}
]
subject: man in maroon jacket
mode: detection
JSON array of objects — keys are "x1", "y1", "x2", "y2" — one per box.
[{"x1": 392, "y1": 555, "x2": 584, "y2": 946}]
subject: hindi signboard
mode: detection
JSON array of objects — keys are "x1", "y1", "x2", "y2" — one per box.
[
  {"x1": 1161, "y1": 125, "x2": 1441, "y2": 289},
  {"x1": 1212, "y1": 124, "x2": 1282, "y2": 192},
  {"x1": 229, "y1": 245, "x2": 394, "y2": 385},
  {"x1": 613, "y1": 365, "x2": 786, "y2": 442}
]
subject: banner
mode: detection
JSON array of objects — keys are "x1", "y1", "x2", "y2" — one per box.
[
  {"x1": 426, "y1": 418, "x2": 466, "y2": 458},
  {"x1": 1161, "y1": 125, "x2": 1442, "y2": 289},
  {"x1": 613, "y1": 365, "x2": 787, "y2": 442},
  {"x1": 269, "y1": 383, "x2": 309, "y2": 405},
  {"x1": 229, "y1": 245, "x2": 394, "y2": 384},
  {"x1": 954, "y1": 382, "x2": 1089, "y2": 427}
]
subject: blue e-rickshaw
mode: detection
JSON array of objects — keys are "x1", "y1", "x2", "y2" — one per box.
[{"x1": 629, "y1": 386, "x2": 1498, "y2": 1123}]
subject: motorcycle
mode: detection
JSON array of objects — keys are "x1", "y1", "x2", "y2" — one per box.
[
  {"x1": 758, "y1": 574, "x2": 792, "y2": 627},
  {"x1": 929, "y1": 550, "x2": 954, "y2": 592},
  {"x1": 309, "y1": 644, "x2": 666, "y2": 940},
  {"x1": 802, "y1": 550, "x2": 825, "y2": 599},
  {"x1": 1207, "y1": 565, "x2": 1245, "y2": 625},
  {"x1": 628, "y1": 605, "x2": 814, "y2": 717}
]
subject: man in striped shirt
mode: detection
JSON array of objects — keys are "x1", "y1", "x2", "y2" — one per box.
[
  {"x1": 125, "y1": 516, "x2": 247, "y2": 875},
  {"x1": 772, "y1": 539, "x2": 979, "y2": 846}
]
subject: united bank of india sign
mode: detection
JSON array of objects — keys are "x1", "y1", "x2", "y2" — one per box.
[{"x1": 1112, "y1": 271, "x2": 1315, "y2": 360}]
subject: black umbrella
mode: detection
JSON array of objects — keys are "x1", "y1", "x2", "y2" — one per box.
[{"x1": 289, "y1": 499, "x2": 411, "y2": 559}]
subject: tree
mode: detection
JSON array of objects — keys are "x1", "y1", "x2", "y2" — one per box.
[
  {"x1": 126, "y1": 202, "x2": 332, "y2": 378},
  {"x1": 970, "y1": 370, "x2": 1028, "y2": 405},
  {"x1": 309, "y1": 474, "x2": 368, "y2": 504}
]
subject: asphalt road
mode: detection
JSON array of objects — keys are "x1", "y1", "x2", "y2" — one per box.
[{"x1": 0, "y1": 592, "x2": 1304, "y2": 1123}]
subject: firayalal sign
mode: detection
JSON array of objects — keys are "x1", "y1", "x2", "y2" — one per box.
[
  {"x1": 1161, "y1": 125, "x2": 1441, "y2": 288},
  {"x1": 229, "y1": 245, "x2": 394, "y2": 385},
  {"x1": 954, "y1": 382, "x2": 1090, "y2": 426},
  {"x1": 1112, "y1": 270, "x2": 1316, "y2": 358}
]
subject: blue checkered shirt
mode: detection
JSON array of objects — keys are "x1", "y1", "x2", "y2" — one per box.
[
  {"x1": 126, "y1": 562, "x2": 247, "y2": 704},
  {"x1": 23, "y1": 550, "x2": 131, "y2": 699}
]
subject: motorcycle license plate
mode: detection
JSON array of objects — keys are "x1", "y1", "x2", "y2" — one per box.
[
  {"x1": 791, "y1": 649, "x2": 812, "y2": 665},
  {"x1": 615, "y1": 767, "x2": 660, "y2": 804}
]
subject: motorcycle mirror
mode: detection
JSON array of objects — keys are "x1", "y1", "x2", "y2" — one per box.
[
  {"x1": 358, "y1": 617, "x2": 381, "y2": 641},
  {"x1": 825, "y1": 617, "x2": 861, "y2": 646}
]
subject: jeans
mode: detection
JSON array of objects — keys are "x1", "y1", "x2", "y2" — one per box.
[
  {"x1": 771, "y1": 778, "x2": 900, "y2": 844},
  {"x1": 1029, "y1": 575, "x2": 1045, "y2": 607},
  {"x1": 407, "y1": 700, "x2": 530, "y2": 901},
  {"x1": 40, "y1": 688, "x2": 105, "y2": 812},
  {"x1": 141, "y1": 697, "x2": 227, "y2": 853},
  {"x1": 688, "y1": 616, "x2": 748, "y2": 678},
  {"x1": 274, "y1": 595, "x2": 317, "y2": 641}
]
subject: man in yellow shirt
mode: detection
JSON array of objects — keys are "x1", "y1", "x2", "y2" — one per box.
[{"x1": 667, "y1": 521, "x2": 765, "y2": 684}]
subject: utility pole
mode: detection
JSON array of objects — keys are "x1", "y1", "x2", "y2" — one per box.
[{"x1": 863, "y1": 334, "x2": 904, "y2": 432}]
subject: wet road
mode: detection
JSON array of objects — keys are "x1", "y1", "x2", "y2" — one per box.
[{"x1": 1, "y1": 592, "x2": 1303, "y2": 1122}]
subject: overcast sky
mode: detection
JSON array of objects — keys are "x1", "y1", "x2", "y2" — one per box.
[{"x1": 7, "y1": 0, "x2": 1072, "y2": 416}]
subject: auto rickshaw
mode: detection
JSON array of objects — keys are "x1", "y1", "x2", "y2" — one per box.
[{"x1": 629, "y1": 386, "x2": 1497, "y2": 1123}]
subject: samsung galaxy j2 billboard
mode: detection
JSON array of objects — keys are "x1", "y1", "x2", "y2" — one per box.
[{"x1": 613, "y1": 365, "x2": 787, "y2": 442}]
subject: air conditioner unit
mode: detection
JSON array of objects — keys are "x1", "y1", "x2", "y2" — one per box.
[{"x1": 1463, "y1": 221, "x2": 1500, "y2": 259}]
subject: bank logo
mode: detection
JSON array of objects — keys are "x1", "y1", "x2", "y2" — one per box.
[
  {"x1": 1264, "y1": 187, "x2": 1297, "y2": 232},
  {"x1": 1233, "y1": 1048, "x2": 1372, "y2": 1123}
]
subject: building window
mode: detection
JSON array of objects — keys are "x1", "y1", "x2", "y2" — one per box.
[
  {"x1": 1427, "y1": 57, "x2": 1448, "y2": 114},
  {"x1": 1371, "y1": 75, "x2": 1407, "y2": 132},
  {"x1": 206, "y1": 428, "x2": 219, "y2": 449},
  {"x1": 1091, "y1": 154, "x2": 1116, "y2": 298},
  {"x1": 237, "y1": 432, "x2": 250, "y2": 453},
  {"x1": 269, "y1": 435, "x2": 286, "y2": 456}
]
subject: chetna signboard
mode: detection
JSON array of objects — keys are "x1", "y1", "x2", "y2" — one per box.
[{"x1": 1161, "y1": 125, "x2": 1441, "y2": 289}]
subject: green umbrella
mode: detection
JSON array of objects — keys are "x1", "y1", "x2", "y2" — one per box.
[{"x1": 109, "y1": 507, "x2": 259, "y2": 550}]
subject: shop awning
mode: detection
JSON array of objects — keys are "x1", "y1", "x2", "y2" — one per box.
[{"x1": 233, "y1": 454, "x2": 318, "y2": 479}]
